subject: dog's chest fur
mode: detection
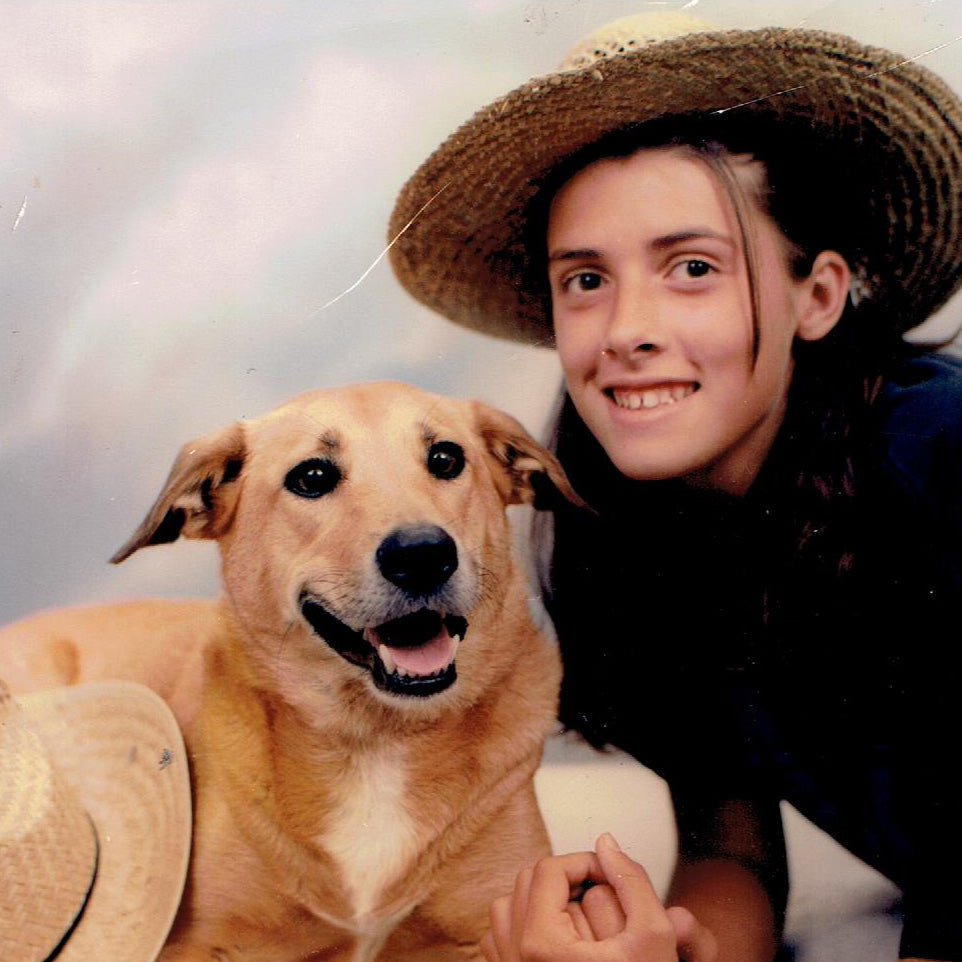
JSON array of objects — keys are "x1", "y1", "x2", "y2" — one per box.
[{"x1": 320, "y1": 744, "x2": 419, "y2": 957}]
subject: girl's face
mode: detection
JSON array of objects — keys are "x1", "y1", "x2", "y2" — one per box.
[{"x1": 548, "y1": 146, "x2": 841, "y2": 494}]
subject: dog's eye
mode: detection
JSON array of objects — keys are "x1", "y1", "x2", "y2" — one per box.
[
  {"x1": 427, "y1": 441, "x2": 465, "y2": 481},
  {"x1": 284, "y1": 458, "x2": 341, "y2": 499}
]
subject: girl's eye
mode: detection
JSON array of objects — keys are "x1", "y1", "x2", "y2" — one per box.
[
  {"x1": 284, "y1": 458, "x2": 341, "y2": 498},
  {"x1": 563, "y1": 271, "x2": 604, "y2": 293},
  {"x1": 674, "y1": 259, "x2": 714, "y2": 279},
  {"x1": 427, "y1": 441, "x2": 466, "y2": 480}
]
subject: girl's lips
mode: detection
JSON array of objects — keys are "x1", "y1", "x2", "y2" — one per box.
[{"x1": 607, "y1": 383, "x2": 699, "y2": 411}]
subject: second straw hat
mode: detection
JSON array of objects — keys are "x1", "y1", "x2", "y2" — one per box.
[{"x1": 0, "y1": 679, "x2": 192, "y2": 962}]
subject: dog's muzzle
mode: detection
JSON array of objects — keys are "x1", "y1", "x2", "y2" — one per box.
[{"x1": 301, "y1": 525, "x2": 469, "y2": 698}]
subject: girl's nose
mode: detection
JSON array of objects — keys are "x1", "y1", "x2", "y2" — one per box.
[{"x1": 602, "y1": 288, "x2": 663, "y2": 360}]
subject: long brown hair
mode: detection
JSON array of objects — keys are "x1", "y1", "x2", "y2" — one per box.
[{"x1": 526, "y1": 114, "x2": 951, "y2": 745}]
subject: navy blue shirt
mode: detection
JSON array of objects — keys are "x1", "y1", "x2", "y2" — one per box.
[{"x1": 550, "y1": 351, "x2": 962, "y2": 960}]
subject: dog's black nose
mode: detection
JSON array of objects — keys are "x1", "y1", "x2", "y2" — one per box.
[{"x1": 376, "y1": 525, "x2": 458, "y2": 596}]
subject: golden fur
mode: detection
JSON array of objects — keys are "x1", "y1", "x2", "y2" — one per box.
[{"x1": 0, "y1": 381, "x2": 582, "y2": 961}]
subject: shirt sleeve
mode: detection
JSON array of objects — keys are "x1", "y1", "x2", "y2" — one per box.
[
  {"x1": 881, "y1": 352, "x2": 962, "y2": 592},
  {"x1": 880, "y1": 353, "x2": 962, "y2": 959}
]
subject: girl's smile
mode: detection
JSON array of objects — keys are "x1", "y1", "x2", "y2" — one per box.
[
  {"x1": 608, "y1": 382, "x2": 698, "y2": 411},
  {"x1": 547, "y1": 146, "x2": 849, "y2": 494}
]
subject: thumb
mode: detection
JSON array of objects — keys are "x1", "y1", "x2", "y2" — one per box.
[{"x1": 666, "y1": 906, "x2": 718, "y2": 962}]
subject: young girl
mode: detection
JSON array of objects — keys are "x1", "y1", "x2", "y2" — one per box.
[{"x1": 389, "y1": 13, "x2": 962, "y2": 962}]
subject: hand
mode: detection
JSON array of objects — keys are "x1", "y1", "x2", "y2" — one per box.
[{"x1": 480, "y1": 834, "x2": 717, "y2": 962}]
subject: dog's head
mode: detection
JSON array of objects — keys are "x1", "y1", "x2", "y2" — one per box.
[{"x1": 112, "y1": 381, "x2": 582, "y2": 721}]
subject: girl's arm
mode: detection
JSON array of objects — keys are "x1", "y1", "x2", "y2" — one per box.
[{"x1": 667, "y1": 795, "x2": 788, "y2": 962}]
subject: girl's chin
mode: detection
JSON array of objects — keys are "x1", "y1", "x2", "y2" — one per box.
[
  {"x1": 599, "y1": 441, "x2": 696, "y2": 481},
  {"x1": 609, "y1": 460, "x2": 692, "y2": 482},
  {"x1": 596, "y1": 427, "x2": 714, "y2": 482}
]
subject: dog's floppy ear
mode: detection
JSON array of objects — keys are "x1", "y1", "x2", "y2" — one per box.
[
  {"x1": 473, "y1": 401, "x2": 585, "y2": 510},
  {"x1": 110, "y1": 422, "x2": 247, "y2": 564}
]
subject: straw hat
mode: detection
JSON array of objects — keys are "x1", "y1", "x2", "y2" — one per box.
[
  {"x1": 389, "y1": 12, "x2": 962, "y2": 345},
  {"x1": 0, "y1": 679, "x2": 191, "y2": 962}
]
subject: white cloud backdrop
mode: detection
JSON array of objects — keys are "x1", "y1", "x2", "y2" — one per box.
[{"x1": 3, "y1": 0, "x2": 962, "y2": 621}]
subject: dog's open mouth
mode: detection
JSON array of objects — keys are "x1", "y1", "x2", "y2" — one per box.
[{"x1": 301, "y1": 598, "x2": 467, "y2": 698}]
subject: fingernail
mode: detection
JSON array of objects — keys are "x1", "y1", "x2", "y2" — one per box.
[{"x1": 598, "y1": 832, "x2": 621, "y2": 852}]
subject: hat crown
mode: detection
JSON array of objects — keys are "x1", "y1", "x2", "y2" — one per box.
[
  {"x1": 559, "y1": 11, "x2": 716, "y2": 70},
  {"x1": 0, "y1": 682, "x2": 99, "y2": 962}
]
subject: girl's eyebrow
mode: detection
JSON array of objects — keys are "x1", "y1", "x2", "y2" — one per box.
[
  {"x1": 548, "y1": 230, "x2": 737, "y2": 263},
  {"x1": 650, "y1": 229, "x2": 736, "y2": 251},
  {"x1": 548, "y1": 247, "x2": 602, "y2": 263}
]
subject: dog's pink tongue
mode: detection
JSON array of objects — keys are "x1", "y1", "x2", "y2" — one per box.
[{"x1": 386, "y1": 633, "x2": 456, "y2": 676}]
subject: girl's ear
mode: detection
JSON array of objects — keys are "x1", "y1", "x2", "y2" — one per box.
[{"x1": 795, "y1": 250, "x2": 851, "y2": 342}]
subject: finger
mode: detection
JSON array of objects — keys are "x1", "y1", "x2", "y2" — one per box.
[
  {"x1": 666, "y1": 906, "x2": 719, "y2": 962},
  {"x1": 580, "y1": 882, "x2": 627, "y2": 940},
  {"x1": 522, "y1": 852, "x2": 606, "y2": 943},
  {"x1": 528, "y1": 851, "x2": 606, "y2": 905},
  {"x1": 509, "y1": 867, "x2": 534, "y2": 954},
  {"x1": 565, "y1": 899, "x2": 596, "y2": 941},
  {"x1": 488, "y1": 894, "x2": 514, "y2": 961},
  {"x1": 595, "y1": 833, "x2": 665, "y2": 928},
  {"x1": 480, "y1": 930, "x2": 501, "y2": 962}
]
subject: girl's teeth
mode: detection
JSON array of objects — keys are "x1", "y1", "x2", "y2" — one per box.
[{"x1": 613, "y1": 384, "x2": 695, "y2": 410}]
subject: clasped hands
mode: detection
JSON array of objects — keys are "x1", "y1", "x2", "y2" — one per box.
[{"x1": 481, "y1": 834, "x2": 717, "y2": 962}]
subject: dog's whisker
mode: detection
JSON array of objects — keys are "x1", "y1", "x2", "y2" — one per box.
[
  {"x1": 274, "y1": 618, "x2": 298, "y2": 669},
  {"x1": 475, "y1": 561, "x2": 501, "y2": 600}
]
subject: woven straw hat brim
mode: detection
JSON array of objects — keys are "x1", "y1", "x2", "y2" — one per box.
[
  {"x1": 15, "y1": 681, "x2": 192, "y2": 962},
  {"x1": 389, "y1": 27, "x2": 962, "y2": 345}
]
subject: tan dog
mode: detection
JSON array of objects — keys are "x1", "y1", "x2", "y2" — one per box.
[{"x1": 0, "y1": 381, "x2": 582, "y2": 962}]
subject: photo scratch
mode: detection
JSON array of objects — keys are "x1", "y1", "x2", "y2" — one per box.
[
  {"x1": 715, "y1": 32, "x2": 962, "y2": 114},
  {"x1": 12, "y1": 196, "x2": 27, "y2": 232},
  {"x1": 306, "y1": 183, "x2": 451, "y2": 318}
]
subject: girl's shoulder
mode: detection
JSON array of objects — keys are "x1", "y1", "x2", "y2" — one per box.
[
  {"x1": 881, "y1": 350, "x2": 962, "y2": 418},
  {"x1": 876, "y1": 349, "x2": 962, "y2": 511}
]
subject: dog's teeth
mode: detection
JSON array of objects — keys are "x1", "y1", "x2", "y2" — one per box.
[
  {"x1": 378, "y1": 644, "x2": 396, "y2": 674},
  {"x1": 445, "y1": 615, "x2": 468, "y2": 642}
]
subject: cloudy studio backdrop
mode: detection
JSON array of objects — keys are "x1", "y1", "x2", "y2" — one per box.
[{"x1": 3, "y1": 0, "x2": 961, "y2": 623}]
